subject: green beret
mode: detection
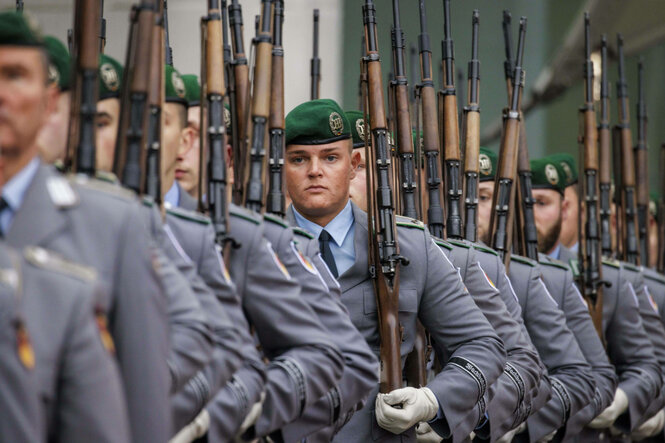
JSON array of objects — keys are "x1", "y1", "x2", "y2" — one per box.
[
  {"x1": 44, "y1": 36, "x2": 70, "y2": 90},
  {"x1": 286, "y1": 99, "x2": 351, "y2": 146},
  {"x1": 479, "y1": 147, "x2": 498, "y2": 181},
  {"x1": 530, "y1": 156, "x2": 566, "y2": 194},
  {"x1": 181, "y1": 74, "x2": 201, "y2": 107},
  {"x1": 0, "y1": 11, "x2": 43, "y2": 47},
  {"x1": 345, "y1": 110, "x2": 368, "y2": 148},
  {"x1": 549, "y1": 152, "x2": 578, "y2": 186},
  {"x1": 98, "y1": 54, "x2": 123, "y2": 100},
  {"x1": 165, "y1": 65, "x2": 188, "y2": 106}
]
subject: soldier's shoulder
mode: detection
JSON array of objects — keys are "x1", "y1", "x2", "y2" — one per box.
[
  {"x1": 263, "y1": 213, "x2": 290, "y2": 229},
  {"x1": 446, "y1": 238, "x2": 471, "y2": 249},
  {"x1": 472, "y1": 243, "x2": 499, "y2": 256},
  {"x1": 622, "y1": 262, "x2": 641, "y2": 273},
  {"x1": 229, "y1": 204, "x2": 262, "y2": 226},
  {"x1": 67, "y1": 173, "x2": 137, "y2": 203},
  {"x1": 22, "y1": 246, "x2": 97, "y2": 283},
  {"x1": 538, "y1": 254, "x2": 570, "y2": 272},
  {"x1": 291, "y1": 225, "x2": 315, "y2": 240},
  {"x1": 165, "y1": 202, "x2": 211, "y2": 226},
  {"x1": 431, "y1": 236, "x2": 453, "y2": 251},
  {"x1": 510, "y1": 254, "x2": 537, "y2": 267},
  {"x1": 644, "y1": 268, "x2": 665, "y2": 285},
  {"x1": 601, "y1": 257, "x2": 621, "y2": 269},
  {"x1": 395, "y1": 215, "x2": 426, "y2": 231}
]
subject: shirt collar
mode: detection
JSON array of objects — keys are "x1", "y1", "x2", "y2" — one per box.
[
  {"x1": 548, "y1": 243, "x2": 562, "y2": 261},
  {"x1": 293, "y1": 199, "x2": 355, "y2": 246},
  {"x1": 164, "y1": 181, "x2": 180, "y2": 207},
  {"x1": 2, "y1": 157, "x2": 40, "y2": 212}
]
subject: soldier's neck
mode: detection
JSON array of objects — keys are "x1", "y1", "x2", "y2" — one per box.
[{"x1": 1, "y1": 148, "x2": 38, "y2": 186}]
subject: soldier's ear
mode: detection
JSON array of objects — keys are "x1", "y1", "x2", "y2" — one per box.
[
  {"x1": 350, "y1": 150, "x2": 361, "y2": 179},
  {"x1": 177, "y1": 127, "x2": 196, "y2": 157},
  {"x1": 560, "y1": 195, "x2": 570, "y2": 221},
  {"x1": 44, "y1": 83, "x2": 59, "y2": 117}
]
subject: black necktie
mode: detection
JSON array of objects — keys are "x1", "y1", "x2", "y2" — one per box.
[
  {"x1": 0, "y1": 197, "x2": 8, "y2": 238},
  {"x1": 319, "y1": 230, "x2": 339, "y2": 278}
]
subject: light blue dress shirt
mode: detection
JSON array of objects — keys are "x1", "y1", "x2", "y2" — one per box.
[
  {"x1": 0, "y1": 157, "x2": 40, "y2": 235},
  {"x1": 569, "y1": 242, "x2": 579, "y2": 254},
  {"x1": 293, "y1": 200, "x2": 356, "y2": 277},
  {"x1": 548, "y1": 243, "x2": 562, "y2": 261},
  {"x1": 164, "y1": 181, "x2": 180, "y2": 207}
]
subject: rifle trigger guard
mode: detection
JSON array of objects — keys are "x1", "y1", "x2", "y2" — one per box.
[{"x1": 394, "y1": 254, "x2": 410, "y2": 267}]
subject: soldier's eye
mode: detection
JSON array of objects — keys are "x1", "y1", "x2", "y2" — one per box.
[{"x1": 326, "y1": 155, "x2": 337, "y2": 162}]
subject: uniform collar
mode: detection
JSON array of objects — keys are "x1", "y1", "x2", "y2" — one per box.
[
  {"x1": 548, "y1": 243, "x2": 562, "y2": 261},
  {"x1": 292, "y1": 199, "x2": 354, "y2": 246},
  {"x1": 2, "y1": 157, "x2": 40, "y2": 212},
  {"x1": 164, "y1": 181, "x2": 180, "y2": 207}
]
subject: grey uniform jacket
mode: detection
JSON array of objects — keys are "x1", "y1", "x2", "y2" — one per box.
[
  {"x1": 263, "y1": 214, "x2": 378, "y2": 442},
  {"x1": 289, "y1": 202, "x2": 506, "y2": 442},
  {"x1": 440, "y1": 239, "x2": 543, "y2": 442},
  {"x1": 7, "y1": 165, "x2": 171, "y2": 443},
  {"x1": 161, "y1": 205, "x2": 258, "y2": 431},
  {"x1": 537, "y1": 254, "x2": 618, "y2": 440},
  {"x1": 206, "y1": 204, "x2": 344, "y2": 441},
  {"x1": 643, "y1": 267, "x2": 665, "y2": 328},
  {"x1": 11, "y1": 245, "x2": 130, "y2": 443},
  {"x1": 507, "y1": 256, "x2": 595, "y2": 442}
]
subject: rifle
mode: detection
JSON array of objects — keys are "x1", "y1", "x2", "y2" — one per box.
[
  {"x1": 462, "y1": 10, "x2": 480, "y2": 243},
  {"x1": 144, "y1": 0, "x2": 164, "y2": 203},
  {"x1": 267, "y1": 0, "x2": 285, "y2": 217},
  {"x1": 362, "y1": 0, "x2": 408, "y2": 394},
  {"x1": 163, "y1": 0, "x2": 173, "y2": 66},
  {"x1": 100, "y1": 0, "x2": 106, "y2": 53},
  {"x1": 502, "y1": 11, "x2": 514, "y2": 105},
  {"x1": 658, "y1": 143, "x2": 665, "y2": 272},
  {"x1": 598, "y1": 35, "x2": 613, "y2": 258},
  {"x1": 221, "y1": 0, "x2": 231, "y2": 89},
  {"x1": 202, "y1": 0, "x2": 231, "y2": 245},
  {"x1": 441, "y1": 0, "x2": 462, "y2": 239},
  {"x1": 577, "y1": 12, "x2": 603, "y2": 339},
  {"x1": 391, "y1": 0, "x2": 418, "y2": 220},
  {"x1": 243, "y1": 0, "x2": 273, "y2": 213},
  {"x1": 229, "y1": 0, "x2": 250, "y2": 204},
  {"x1": 68, "y1": 0, "x2": 101, "y2": 176},
  {"x1": 310, "y1": 9, "x2": 321, "y2": 100},
  {"x1": 615, "y1": 34, "x2": 640, "y2": 265},
  {"x1": 16, "y1": 0, "x2": 23, "y2": 13},
  {"x1": 635, "y1": 59, "x2": 649, "y2": 267},
  {"x1": 489, "y1": 17, "x2": 527, "y2": 269},
  {"x1": 409, "y1": 43, "x2": 418, "y2": 114},
  {"x1": 417, "y1": 0, "x2": 444, "y2": 238}
]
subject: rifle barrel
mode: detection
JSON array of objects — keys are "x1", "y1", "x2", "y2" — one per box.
[
  {"x1": 310, "y1": 9, "x2": 321, "y2": 100},
  {"x1": 635, "y1": 59, "x2": 649, "y2": 266},
  {"x1": 267, "y1": 0, "x2": 285, "y2": 216},
  {"x1": 598, "y1": 35, "x2": 612, "y2": 257}
]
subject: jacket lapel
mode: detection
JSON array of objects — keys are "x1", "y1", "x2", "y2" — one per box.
[{"x1": 7, "y1": 165, "x2": 69, "y2": 249}]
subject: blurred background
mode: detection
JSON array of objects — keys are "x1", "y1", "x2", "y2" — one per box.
[{"x1": 7, "y1": 0, "x2": 665, "y2": 193}]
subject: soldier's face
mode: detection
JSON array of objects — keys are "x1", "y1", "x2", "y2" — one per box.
[
  {"x1": 0, "y1": 47, "x2": 56, "y2": 173},
  {"x1": 285, "y1": 139, "x2": 359, "y2": 224},
  {"x1": 477, "y1": 181, "x2": 495, "y2": 244},
  {"x1": 348, "y1": 148, "x2": 367, "y2": 212},
  {"x1": 94, "y1": 98, "x2": 120, "y2": 172},
  {"x1": 559, "y1": 185, "x2": 579, "y2": 248},
  {"x1": 175, "y1": 106, "x2": 200, "y2": 197},
  {"x1": 37, "y1": 90, "x2": 70, "y2": 164},
  {"x1": 532, "y1": 188, "x2": 564, "y2": 254},
  {"x1": 162, "y1": 102, "x2": 189, "y2": 190}
]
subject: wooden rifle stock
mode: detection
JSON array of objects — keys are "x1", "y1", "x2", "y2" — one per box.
[
  {"x1": 267, "y1": 0, "x2": 285, "y2": 216},
  {"x1": 441, "y1": 0, "x2": 462, "y2": 239},
  {"x1": 310, "y1": 9, "x2": 321, "y2": 100},
  {"x1": 635, "y1": 59, "x2": 649, "y2": 267},
  {"x1": 489, "y1": 17, "x2": 526, "y2": 270},
  {"x1": 243, "y1": 0, "x2": 273, "y2": 213},
  {"x1": 363, "y1": 0, "x2": 406, "y2": 393},
  {"x1": 462, "y1": 10, "x2": 480, "y2": 243},
  {"x1": 615, "y1": 34, "x2": 640, "y2": 265},
  {"x1": 229, "y1": 0, "x2": 250, "y2": 204},
  {"x1": 144, "y1": 2, "x2": 164, "y2": 203},
  {"x1": 416, "y1": 0, "x2": 444, "y2": 238},
  {"x1": 577, "y1": 13, "x2": 603, "y2": 340},
  {"x1": 598, "y1": 35, "x2": 613, "y2": 258}
]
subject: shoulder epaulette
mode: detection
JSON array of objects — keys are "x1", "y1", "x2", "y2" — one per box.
[
  {"x1": 395, "y1": 215, "x2": 425, "y2": 231},
  {"x1": 291, "y1": 226, "x2": 314, "y2": 240},
  {"x1": 263, "y1": 213, "x2": 289, "y2": 229},
  {"x1": 622, "y1": 262, "x2": 640, "y2": 273},
  {"x1": 447, "y1": 239, "x2": 470, "y2": 249},
  {"x1": 46, "y1": 175, "x2": 79, "y2": 208},
  {"x1": 94, "y1": 170, "x2": 119, "y2": 184},
  {"x1": 644, "y1": 270, "x2": 665, "y2": 285},
  {"x1": 23, "y1": 246, "x2": 97, "y2": 282},
  {"x1": 165, "y1": 203, "x2": 211, "y2": 225},
  {"x1": 229, "y1": 205, "x2": 261, "y2": 225},
  {"x1": 473, "y1": 244, "x2": 499, "y2": 256},
  {"x1": 601, "y1": 258, "x2": 620, "y2": 269},
  {"x1": 538, "y1": 256, "x2": 570, "y2": 271},
  {"x1": 433, "y1": 238, "x2": 452, "y2": 251},
  {"x1": 68, "y1": 174, "x2": 135, "y2": 201},
  {"x1": 569, "y1": 259, "x2": 581, "y2": 277},
  {"x1": 510, "y1": 254, "x2": 537, "y2": 267},
  {"x1": 141, "y1": 196, "x2": 154, "y2": 207}
]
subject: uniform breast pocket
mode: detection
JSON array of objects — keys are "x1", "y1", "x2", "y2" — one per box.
[{"x1": 362, "y1": 287, "x2": 419, "y2": 348}]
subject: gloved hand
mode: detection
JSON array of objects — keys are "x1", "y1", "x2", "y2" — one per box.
[
  {"x1": 536, "y1": 429, "x2": 557, "y2": 442},
  {"x1": 415, "y1": 422, "x2": 442, "y2": 443},
  {"x1": 236, "y1": 392, "x2": 266, "y2": 442},
  {"x1": 169, "y1": 409, "x2": 210, "y2": 443},
  {"x1": 496, "y1": 421, "x2": 526, "y2": 443},
  {"x1": 632, "y1": 410, "x2": 665, "y2": 441},
  {"x1": 588, "y1": 388, "x2": 628, "y2": 429},
  {"x1": 375, "y1": 387, "x2": 439, "y2": 434}
]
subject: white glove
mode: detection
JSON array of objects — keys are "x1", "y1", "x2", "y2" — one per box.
[
  {"x1": 169, "y1": 409, "x2": 210, "y2": 443},
  {"x1": 235, "y1": 392, "x2": 265, "y2": 442},
  {"x1": 415, "y1": 422, "x2": 442, "y2": 443},
  {"x1": 536, "y1": 429, "x2": 557, "y2": 443},
  {"x1": 496, "y1": 421, "x2": 527, "y2": 443},
  {"x1": 588, "y1": 388, "x2": 628, "y2": 429},
  {"x1": 632, "y1": 410, "x2": 665, "y2": 441},
  {"x1": 375, "y1": 387, "x2": 439, "y2": 434}
]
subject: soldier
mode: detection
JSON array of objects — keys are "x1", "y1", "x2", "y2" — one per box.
[
  {"x1": 549, "y1": 153, "x2": 579, "y2": 252},
  {"x1": 36, "y1": 35, "x2": 70, "y2": 165},
  {"x1": 527, "y1": 155, "x2": 664, "y2": 439},
  {"x1": 94, "y1": 53, "x2": 123, "y2": 173},
  {"x1": 345, "y1": 110, "x2": 544, "y2": 442},
  {"x1": 283, "y1": 98, "x2": 506, "y2": 442},
  {"x1": 176, "y1": 73, "x2": 202, "y2": 199},
  {"x1": 0, "y1": 12, "x2": 171, "y2": 441}
]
